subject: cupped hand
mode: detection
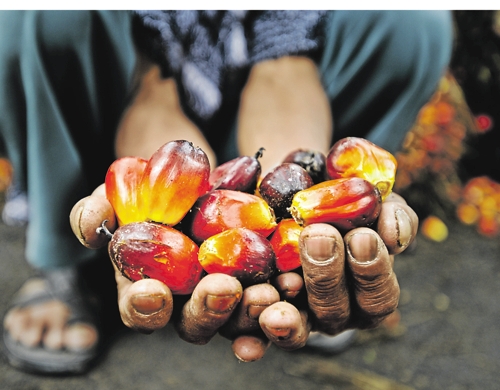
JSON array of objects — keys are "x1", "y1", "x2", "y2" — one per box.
[
  {"x1": 69, "y1": 187, "x2": 417, "y2": 361},
  {"x1": 221, "y1": 192, "x2": 418, "y2": 359}
]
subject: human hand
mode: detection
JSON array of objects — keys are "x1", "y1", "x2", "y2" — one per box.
[
  {"x1": 70, "y1": 186, "x2": 417, "y2": 361},
  {"x1": 68, "y1": 186, "x2": 274, "y2": 357},
  {"x1": 214, "y1": 192, "x2": 418, "y2": 360}
]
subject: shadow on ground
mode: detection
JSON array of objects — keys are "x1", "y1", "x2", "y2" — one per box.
[{"x1": 1, "y1": 218, "x2": 499, "y2": 390}]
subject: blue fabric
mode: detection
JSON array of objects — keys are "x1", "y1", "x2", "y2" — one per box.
[
  {"x1": 320, "y1": 10, "x2": 453, "y2": 153},
  {"x1": 0, "y1": 10, "x2": 452, "y2": 269},
  {"x1": 0, "y1": 11, "x2": 136, "y2": 269}
]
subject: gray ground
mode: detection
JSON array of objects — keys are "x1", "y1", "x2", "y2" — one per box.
[{"x1": 1, "y1": 218, "x2": 499, "y2": 390}]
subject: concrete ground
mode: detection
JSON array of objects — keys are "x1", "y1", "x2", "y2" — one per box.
[{"x1": 1, "y1": 218, "x2": 499, "y2": 390}]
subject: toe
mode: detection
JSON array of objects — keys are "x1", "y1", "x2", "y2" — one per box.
[{"x1": 64, "y1": 323, "x2": 99, "y2": 351}]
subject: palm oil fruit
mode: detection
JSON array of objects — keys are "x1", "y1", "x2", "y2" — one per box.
[
  {"x1": 326, "y1": 137, "x2": 397, "y2": 201},
  {"x1": 282, "y1": 149, "x2": 327, "y2": 184},
  {"x1": 188, "y1": 189, "x2": 277, "y2": 243},
  {"x1": 259, "y1": 163, "x2": 314, "y2": 221},
  {"x1": 209, "y1": 148, "x2": 264, "y2": 193},
  {"x1": 108, "y1": 221, "x2": 203, "y2": 295},
  {"x1": 198, "y1": 227, "x2": 276, "y2": 286},
  {"x1": 290, "y1": 177, "x2": 382, "y2": 231}
]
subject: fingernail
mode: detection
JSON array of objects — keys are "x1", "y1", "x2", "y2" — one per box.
[
  {"x1": 304, "y1": 236, "x2": 336, "y2": 263},
  {"x1": 131, "y1": 294, "x2": 165, "y2": 315},
  {"x1": 282, "y1": 290, "x2": 300, "y2": 299},
  {"x1": 264, "y1": 326, "x2": 291, "y2": 340},
  {"x1": 396, "y1": 209, "x2": 412, "y2": 248},
  {"x1": 247, "y1": 304, "x2": 266, "y2": 319},
  {"x1": 206, "y1": 294, "x2": 238, "y2": 314},
  {"x1": 347, "y1": 232, "x2": 379, "y2": 262}
]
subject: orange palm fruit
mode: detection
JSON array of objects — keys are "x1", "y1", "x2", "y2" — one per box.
[
  {"x1": 421, "y1": 215, "x2": 448, "y2": 242},
  {"x1": 105, "y1": 156, "x2": 148, "y2": 226},
  {"x1": 326, "y1": 137, "x2": 397, "y2": 201},
  {"x1": 198, "y1": 227, "x2": 276, "y2": 286},
  {"x1": 187, "y1": 189, "x2": 277, "y2": 243},
  {"x1": 289, "y1": 177, "x2": 382, "y2": 231},
  {"x1": 269, "y1": 218, "x2": 304, "y2": 272},
  {"x1": 477, "y1": 215, "x2": 499, "y2": 237},
  {"x1": 456, "y1": 202, "x2": 480, "y2": 225},
  {"x1": 108, "y1": 221, "x2": 203, "y2": 295},
  {"x1": 0, "y1": 157, "x2": 13, "y2": 192},
  {"x1": 138, "y1": 140, "x2": 211, "y2": 226}
]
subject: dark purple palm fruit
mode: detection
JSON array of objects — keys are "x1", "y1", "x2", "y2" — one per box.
[
  {"x1": 209, "y1": 148, "x2": 264, "y2": 193},
  {"x1": 283, "y1": 149, "x2": 327, "y2": 184},
  {"x1": 259, "y1": 162, "x2": 314, "y2": 221}
]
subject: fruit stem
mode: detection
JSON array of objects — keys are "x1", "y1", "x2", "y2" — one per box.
[
  {"x1": 255, "y1": 147, "x2": 265, "y2": 159},
  {"x1": 96, "y1": 219, "x2": 114, "y2": 239}
]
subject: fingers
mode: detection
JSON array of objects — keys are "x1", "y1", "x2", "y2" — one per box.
[
  {"x1": 259, "y1": 301, "x2": 310, "y2": 351},
  {"x1": 69, "y1": 194, "x2": 117, "y2": 249},
  {"x1": 231, "y1": 335, "x2": 271, "y2": 362},
  {"x1": 224, "y1": 283, "x2": 280, "y2": 362},
  {"x1": 115, "y1": 265, "x2": 174, "y2": 333},
  {"x1": 272, "y1": 272, "x2": 304, "y2": 300},
  {"x1": 220, "y1": 283, "x2": 280, "y2": 338},
  {"x1": 377, "y1": 192, "x2": 419, "y2": 255},
  {"x1": 299, "y1": 223, "x2": 350, "y2": 334},
  {"x1": 223, "y1": 283, "x2": 307, "y2": 361},
  {"x1": 91, "y1": 183, "x2": 107, "y2": 198},
  {"x1": 299, "y1": 223, "x2": 400, "y2": 334},
  {"x1": 344, "y1": 228, "x2": 400, "y2": 329},
  {"x1": 175, "y1": 273, "x2": 242, "y2": 345}
]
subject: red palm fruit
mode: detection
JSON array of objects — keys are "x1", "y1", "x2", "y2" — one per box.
[
  {"x1": 209, "y1": 148, "x2": 264, "y2": 193},
  {"x1": 259, "y1": 163, "x2": 314, "y2": 221},
  {"x1": 108, "y1": 221, "x2": 203, "y2": 295},
  {"x1": 289, "y1": 177, "x2": 382, "y2": 231},
  {"x1": 105, "y1": 156, "x2": 148, "y2": 226},
  {"x1": 138, "y1": 140, "x2": 211, "y2": 226},
  {"x1": 269, "y1": 218, "x2": 304, "y2": 272},
  {"x1": 477, "y1": 215, "x2": 499, "y2": 237},
  {"x1": 198, "y1": 227, "x2": 275, "y2": 286},
  {"x1": 282, "y1": 149, "x2": 327, "y2": 184},
  {"x1": 188, "y1": 189, "x2": 277, "y2": 243},
  {"x1": 326, "y1": 137, "x2": 397, "y2": 201},
  {"x1": 0, "y1": 157, "x2": 13, "y2": 192}
]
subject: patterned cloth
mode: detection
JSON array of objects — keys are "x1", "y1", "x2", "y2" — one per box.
[{"x1": 133, "y1": 11, "x2": 327, "y2": 121}]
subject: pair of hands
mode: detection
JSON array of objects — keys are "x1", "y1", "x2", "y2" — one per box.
[
  {"x1": 73, "y1": 56, "x2": 418, "y2": 361},
  {"x1": 71, "y1": 184, "x2": 418, "y2": 362}
]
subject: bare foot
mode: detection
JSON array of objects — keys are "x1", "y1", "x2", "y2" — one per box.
[{"x1": 4, "y1": 277, "x2": 98, "y2": 352}]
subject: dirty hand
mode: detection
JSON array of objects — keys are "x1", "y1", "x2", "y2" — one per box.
[
  {"x1": 218, "y1": 192, "x2": 418, "y2": 361},
  {"x1": 70, "y1": 187, "x2": 417, "y2": 361}
]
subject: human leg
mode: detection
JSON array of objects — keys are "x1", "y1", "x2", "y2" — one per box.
[
  {"x1": 305, "y1": 10, "x2": 453, "y2": 353},
  {"x1": 0, "y1": 10, "x2": 136, "y2": 374},
  {"x1": 319, "y1": 10, "x2": 454, "y2": 153}
]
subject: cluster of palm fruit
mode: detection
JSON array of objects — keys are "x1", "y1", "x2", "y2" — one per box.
[
  {"x1": 394, "y1": 72, "x2": 500, "y2": 240},
  {"x1": 93, "y1": 137, "x2": 397, "y2": 295},
  {"x1": 456, "y1": 176, "x2": 500, "y2": 237}
]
